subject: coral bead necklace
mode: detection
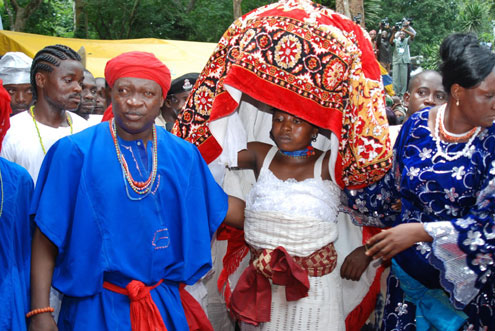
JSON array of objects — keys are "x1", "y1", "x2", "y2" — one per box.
[
  {"x1": 109, "y1": 119, "x2": 158, "y2": 199},
  {"x1": 434, "y1": 104, "x2": 481, "y2": 162},
  {"x1": 437, "y1": 104, "x2": 479, "y2": 143}
]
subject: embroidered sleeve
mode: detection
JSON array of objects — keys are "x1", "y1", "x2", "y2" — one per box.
[
  {"x1": 341, "y1": 167, "x2": 399, "y2": 228},
  {"x1": 425, "y1": 165, "x2": 495, "y2": 308},
  {"x1": 341, "y1": 114, "x2": 423, "y2": 228}
]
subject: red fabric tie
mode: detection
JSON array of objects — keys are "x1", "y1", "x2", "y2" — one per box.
[
  {"x1": 179, "y1": 284, "x2": 214, "y2": 331},
  {"x1": 230, "y1": 246, "x2": 310, "y2": 325},
  {"x1": 103, "y1": 279, "x2": 167, "y2": 331},
  {"x1": 101, "y1": 104, "x2": 113, "y2": 122}
]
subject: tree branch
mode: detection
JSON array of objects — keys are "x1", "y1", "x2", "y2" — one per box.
[
  {"x1": 233, "y1": 0, "x2": 242, "y2": 19},
  {"x1": 186, "y1": 0, "x2": 196, "y2": 13},
  {"x1": 9, "y1": 0, "x2": 20, "y2": 10},
  {"x1": 24, "y1": 0, "x2": 43, "y2": 17},
  {"x1": 125, "y1": 0, "x2": 141, "y2": 38},
  {"x1": 4, "y1": 1, "x2": 15, "y2": 28}
]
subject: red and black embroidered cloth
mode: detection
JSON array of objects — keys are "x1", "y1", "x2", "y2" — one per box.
[{"x1": 173, "y1": 0, "x2": 392, "y2": 189}]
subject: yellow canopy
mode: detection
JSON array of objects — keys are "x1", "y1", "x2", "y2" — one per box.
[{"x1": 0, "y1": 30, "x2": 217, "y2": 79}]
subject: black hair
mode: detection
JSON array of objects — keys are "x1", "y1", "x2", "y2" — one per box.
[
  {"x1": 439, "y1": 33, "x2": 495, "y2": 95},
  {"x1": 30, "y1": 44, "x2": 81, "y2": 100},
  {"x1": 407, "y1": 70, "x2": 442, "y2": 93},
  {"x1": 386, "y1": 107, "x2": 399, "y2": 125}
]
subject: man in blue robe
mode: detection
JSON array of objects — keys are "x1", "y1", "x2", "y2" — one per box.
[
  {"x1": 28, "y1": 51, "x2": 244, "y2": 330},
  {"x1": 0, "y1": 81, "x2": 34, "y2": 331}
]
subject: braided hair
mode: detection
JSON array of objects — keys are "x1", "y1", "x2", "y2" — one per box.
[{"x1": 30, "y1": 44, "x2": 81, "y2": 100}]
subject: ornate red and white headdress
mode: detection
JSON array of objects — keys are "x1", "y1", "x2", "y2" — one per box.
[{"x1": 174, "y1": 0, "x2": 392, "y2": 189}]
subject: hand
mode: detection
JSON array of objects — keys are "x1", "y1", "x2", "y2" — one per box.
[
  {"x1": 391, "y1": 199, "x2": 402, "y2": 211},
  {"x1": 340, "y1": 246, "x2": 372, "y2": 281},
  {"x1": 28, "y1": 313, "x2": 58, "y2": 331},
  {"x1": 365, "y1": 223, "x2": 433, "y2": 261}
]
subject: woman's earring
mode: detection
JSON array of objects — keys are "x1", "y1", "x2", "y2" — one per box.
[{"x1": 456, "y1": 99, "x2": 460, "y2": 107}]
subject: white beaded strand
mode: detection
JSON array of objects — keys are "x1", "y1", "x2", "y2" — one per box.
[{"x1": 434, "y1": 104, "x2": 481, "y2": 162}]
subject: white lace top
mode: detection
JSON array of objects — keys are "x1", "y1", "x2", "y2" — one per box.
[{"x1": 244, "y1": 146, "x2": 341, "y2": 257}]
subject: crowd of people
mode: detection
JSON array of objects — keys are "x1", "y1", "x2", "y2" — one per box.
[
  {"x1": 368, "y1": 16, "x2": 431, "y2": 132},
  {"x1": 0, "y1": 1, "x2": 494, "y2": 331}
]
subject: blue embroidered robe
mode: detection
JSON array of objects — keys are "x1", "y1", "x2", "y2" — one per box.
[{"x1": 345, "y1": 109, "x2": 495, "y2": 330}]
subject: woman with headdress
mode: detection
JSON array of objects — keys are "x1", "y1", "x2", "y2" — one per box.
[
  {"x1": 174, "y1": 1, "x2": 392, "y2": 329},
  {"x1": 347, "y1": 33, "x2": 495, "y2": 330}
]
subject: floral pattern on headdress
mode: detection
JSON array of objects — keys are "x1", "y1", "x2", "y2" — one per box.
[{"x1": 174, "y1": 0, "x2": 392, "y2": 189}]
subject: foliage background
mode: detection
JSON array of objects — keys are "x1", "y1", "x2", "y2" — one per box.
[{"x1": 1, "y1": 0, "x2": 494, "y2": 70}]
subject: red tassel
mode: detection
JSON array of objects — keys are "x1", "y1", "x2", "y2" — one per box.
[{"x1": 216, "y1": 224, "x2": 249, "y2": 308}]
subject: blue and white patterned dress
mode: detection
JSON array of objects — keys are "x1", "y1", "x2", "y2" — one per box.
[{"x1": 345, "y1": 108, "x2": 495, "y2": 330}]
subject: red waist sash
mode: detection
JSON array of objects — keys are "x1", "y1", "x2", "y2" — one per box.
[
  {"x1": 103, "y1": 279, "x2": 167, "y2": 331},
  {"x1": 230, "y1": 243, "x2": 337, "y2": 325}
]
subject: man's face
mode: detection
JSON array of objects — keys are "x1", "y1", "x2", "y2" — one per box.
[
  {"x1": 38, "y1": 59, "x2": 84, "y2": 111},
  {"x1": 78, "y1": 71, "x2": 97, "y2": 117},
  {"x1": 3, "y1": 83, "x2": 33, "y2": 115},
  {"x1": 369, "y1": 31, "x2": 376, "y2": 40},
  {"x1": 112, "y1": 77, "x2": 163, "y2": 140},
  {"x1": 162, "y1": 90, "x2": 191, "y2": 122},
  {"x1": 404, "y1": 72, "x2": 447, "y2": 117},
  {"x1": 399, "y1": 31, "x2": 406, "y2": 39},
  {"x1": 95, "y1": 78, "x2": 107, "y2": 115}
]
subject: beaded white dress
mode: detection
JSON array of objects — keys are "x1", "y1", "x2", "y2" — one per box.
[{"x1": 241, "y1": 146, "x2": 345, "y2": 331}]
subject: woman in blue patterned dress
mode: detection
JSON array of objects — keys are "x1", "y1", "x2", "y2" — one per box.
[{"x1": 346, "y1": 33, "x2": 495, "y2": 330}]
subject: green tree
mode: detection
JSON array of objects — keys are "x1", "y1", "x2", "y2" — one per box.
[
  {"x1": 372, "y1": 0, "x2": 458, "y2": 70},
  {"x1": 363, "y1": 0, "x2": 382, "y2": 30},
  {"x1": 456, "y1": 0, "x2": 493, "y2": 40},
  {"x1": 3, "y1": 0, "x2": 43, "y2": 31}
]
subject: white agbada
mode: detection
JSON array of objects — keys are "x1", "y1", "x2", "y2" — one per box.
[{"x1": 1, "y1": 110, "x2": 89, "y2": 183}]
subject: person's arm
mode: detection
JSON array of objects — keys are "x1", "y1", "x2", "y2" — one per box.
[
  {"x1": 341, "y1": 164, "x2": 400, "y2": 229},
  {"x1": 237, "y1": 141, "x2": 271, "y2": 170},
  {"x1": 223, "y1": 196, "x2": 245, "y2": 229},
  {"x1": 340, "y1": 245, "x2": 373, "y2": 281},
  {"x1": 364, "y1": 223, "x2": 432, "y2": 261},
  {"x1": 404, "y1": 26, "x2": 416, "y2": 40},
  {"x1": 389, "y1": 28, "x2": 396, "y2": 45},
  {"x1": 366, "y1": 154, "x2": 495, "y2": 309},
  {"x1": 402, "y1": 28, "x2": 415, "y2": 40},
  {"x1": 28, "y1": 227, "x2": 58, "y2": 331}
]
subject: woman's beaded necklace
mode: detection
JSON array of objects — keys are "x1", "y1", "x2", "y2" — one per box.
[
  {"x1": 434, "y1": 104, "x2": 481, "y2": 162},
  {"x1": 437, "y1": 104, "x2": 479, "y2": 142},
  {"x1": 29, "y1": 105, "x2": 73, "y2": 155},
  {"x1": 109, "y1": 119, "x2": 158, "y2": 200},
  {"x1": 278, "y1": 145, "x2": 315, "y2": 159}
]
